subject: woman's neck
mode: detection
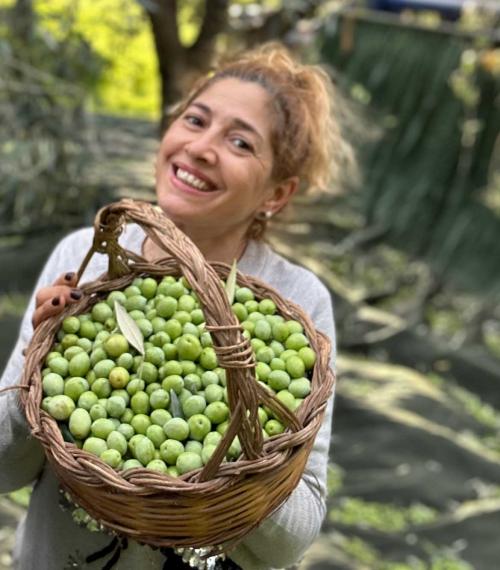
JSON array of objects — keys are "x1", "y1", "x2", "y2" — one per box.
[{"x1": 143, "y1": 224, "x2": 249, "y2": 265}]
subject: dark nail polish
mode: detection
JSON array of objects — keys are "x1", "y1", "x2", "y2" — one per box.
[
  {"x1": 52, "y1": 297, "x2": 60, "y2": 306},
  {"x1": 64, "y1": 272, "x2": 75, "y2": 281},
  {"x1": 70, "y1": 289, "x2": 82, "y2": 300}
]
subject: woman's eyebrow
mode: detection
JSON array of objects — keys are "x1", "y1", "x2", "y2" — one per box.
[
  {"x1": 190, "y1": 101, "x2": 264, "y2": 143},
  {"x1": 231, "y1": 118, "x2": 263, "y2": 144},
  {"x1": 190, "y1": 102, "x2": 211, "y2": 115}
]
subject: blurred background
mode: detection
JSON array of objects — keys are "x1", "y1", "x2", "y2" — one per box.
[{"x1": 0, "y1": 0, "x2": 499, "y2": 568}]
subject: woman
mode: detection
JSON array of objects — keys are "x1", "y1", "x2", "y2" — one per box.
[{"x1": 0, "y1": 43, "x2": 354, "y2": 569}]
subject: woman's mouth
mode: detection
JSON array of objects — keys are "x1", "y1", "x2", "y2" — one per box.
[{"x1": 171, "y1": 165, "x2": 218, "y2": 194}]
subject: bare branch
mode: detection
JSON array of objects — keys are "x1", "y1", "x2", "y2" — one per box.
[
  {"x1": 144, "y1": 0, "x2": 181, "y2": 57},
  {"x1": 188, "y1": 0, "x2": 229, "y2": 67},
  {"x1": 142, "y1": 0, "x2": 186, "y2": 129}
]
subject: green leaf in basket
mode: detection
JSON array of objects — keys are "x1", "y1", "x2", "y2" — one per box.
[
  {"x1": 225, "y1": 259, "x2": 238, "y2": 305},
  {"x1": 169, "y1": 389, "x2": 183, "y2": 419},
  {"x1": 114, "y1": 301, "x2": 145, "y2": 355},
  {"x1": 60, "y1": 423, "x2": 76, "y2": 444}
]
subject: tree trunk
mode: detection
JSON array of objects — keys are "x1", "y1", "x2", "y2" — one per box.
[
  {"x1": 144, "y1": 0, "x2": 320, "y2": 135},
  {"x1": 145, "y1": 0, "x2": 229, "y2": 135},
  {"x1": 145, "y1": 0, "x2": 184, "y2": 134}
]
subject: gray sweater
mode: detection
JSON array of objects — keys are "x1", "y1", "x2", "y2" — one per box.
[{"x1": 0, "y1": 223, "x2": 336, "y2": 570}]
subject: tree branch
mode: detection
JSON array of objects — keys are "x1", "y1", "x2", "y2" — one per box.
[
  {"x1": 142, "y1": 0, "x2": 186, "y2": 129},
  {"x1": 187, "y1": 0, "x2": 229, "y2": 68},
  {"x1": 143, "y1": 0, "x2": 181, "y2": 58}
]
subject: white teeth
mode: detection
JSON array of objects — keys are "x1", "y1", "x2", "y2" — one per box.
[{"x1": 176, "y1": 167, "x2": 211, "y2": 191}]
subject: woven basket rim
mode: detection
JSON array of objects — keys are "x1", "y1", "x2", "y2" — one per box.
[{"x1": 19, "y1": 199, "x2": 335, "y2": 549}]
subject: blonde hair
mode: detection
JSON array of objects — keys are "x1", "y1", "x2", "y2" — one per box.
[{"x1": 168, "y1": 43, "x2": 358, "y2": 237}]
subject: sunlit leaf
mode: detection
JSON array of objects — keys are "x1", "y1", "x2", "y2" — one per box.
[
  {"x1": 169, "y1": 389, "x2": 183, "y2": 419},
  {"x1": 225, "y1": 258, "x2": 238, "y2": 305},
  {"x1": 114, "y1": 300, "x2": 145, "y2": 355}
]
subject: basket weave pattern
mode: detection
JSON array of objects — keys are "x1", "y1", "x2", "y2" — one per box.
[{"x1": 20, "y1": 199, "x2": 335, "y2": 549}]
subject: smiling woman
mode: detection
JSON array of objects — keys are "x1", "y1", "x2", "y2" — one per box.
[
  {"x1": 153, "y1": 78, "x2": 281, "y2": 261},
  {"x1": 144, "y1": 43, "x2": 355, "y2": 265},
  {"x1": 0, "y1": 42, "x2": 356, "y2": 570}
]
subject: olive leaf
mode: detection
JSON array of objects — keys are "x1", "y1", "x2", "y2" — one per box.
[
  {"x1": 114, "y1": 300, "x2": 145, "y2": 355},
  {"x1": 169, "y1": 389, "x2": 183, "y2": 419},
  {"x1": 60, "y1": 423, "x2": 76, "y2": 444},
  {"x1": 225, "y1": 258, "x2": 238, "y2": 304},
  {"x1": 137, "y1": 359, "x2": 144, "y2": 382}
]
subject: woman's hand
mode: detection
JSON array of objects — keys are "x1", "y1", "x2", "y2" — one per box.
[{"x1": 32, "y1": 272, "x2": 82, "y2": 328}]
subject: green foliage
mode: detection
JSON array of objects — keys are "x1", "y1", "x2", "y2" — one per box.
[
  {"x1": 34, "y1": 0, "x2": 159, "y2": 118},
  {"x1": 177, "y1": 0, "x2": 205, "y2": 47},
  {"x1": 329, "y1": 240, "x2": 431, "y2": 313},
  {"x1": 424, "y1": 305, "x2": 466, "y2": 342},
  {"x1": 341, "y1": 536, "x2": 379, "y2": 565},
  {"x1": 319, "y1": 13, "x2": 500, "y2": 295},
  {"x1": 327, "y1": 463, "x2": 344, "y2": 496},
  {"x1": 0, "y1": 293, "x2": 29, "y2": 318},
  {"x1": 329, "y1": 498, "x2": 438, "y2": 532},
  {"x1": 483, "y1": 318, "x2": 500, "y2": 359},
  {"x1": 0, "y1": 2, "x2": 108, "y2": 232},
  {"x1": 427, "y1": 559, "x2": 472, "y2": 570},
  {"x1": 25, "y1": 0, "x2": 290, "y2": 117},
  {"x1": 336, "y1": 535, "x2": 473, "y2": 570},
  {"x1": 330, "y1": 245, "x2": 410, "y2": 292},
  {"x1": 481, "y1": 171, "x2": 500, "y2": 218},
  {"x1": 1, "y1": 0, "x2": 326, "y2": 119},
  {"x1": 450, "y1": 385, "x2": 500, "y2": 431},
  {"x1": 383, "y1": 557, "x2": 472, "y2": 570},
  {"x1": 8, "y1": 486, "x2": 32, "y2": 508}
]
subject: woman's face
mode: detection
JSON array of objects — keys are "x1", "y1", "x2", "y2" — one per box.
[{"x1": 155, "y1": 78, "x2": 280, "y2": 237}]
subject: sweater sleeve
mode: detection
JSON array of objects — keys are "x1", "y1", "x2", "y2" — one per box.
[
  {"x1": 0, "y1": 231, "x2": 88, "y2": 493},
  {"x1": 231, "y1": 281, "x2": 336, "y2": 569}
]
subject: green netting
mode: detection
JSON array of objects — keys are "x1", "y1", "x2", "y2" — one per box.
[{"x1": 319, "y1": 12, "x2": 500, "y2": 295}]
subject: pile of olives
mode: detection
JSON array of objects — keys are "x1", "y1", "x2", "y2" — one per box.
[{"x1": 41, "y1": 275, "x2": 315, "y2": 476}]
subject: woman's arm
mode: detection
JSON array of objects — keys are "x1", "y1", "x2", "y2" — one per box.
[
  {"x1": 0, "y1": 233, "x2": 85, "y2": 492},
  {"x1": 0, "y1": 287, "x2": 48, "y2": 492}
]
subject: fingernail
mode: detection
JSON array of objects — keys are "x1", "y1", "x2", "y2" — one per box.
[
  {"x1": 52, "y1": 297, "x2": 60, "y2": 306},
  {"x1": 64, "y1": 272, "x2": 75, "y2": 281},
  {"x1": 70, "y1": 289, "x2": 82, "y2": 300}
]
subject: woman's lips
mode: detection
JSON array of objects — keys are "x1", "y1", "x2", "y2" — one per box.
[
  {"x1": 174, "y1": 162, "x2": 217, "y2": 189},
  {"x1": 168, "y1": 164, "x2": 221, "y2": 197}
]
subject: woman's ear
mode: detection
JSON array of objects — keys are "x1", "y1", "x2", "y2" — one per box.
[{"x1": 261, "y1": 176, "x2": 300, "y2": 216}]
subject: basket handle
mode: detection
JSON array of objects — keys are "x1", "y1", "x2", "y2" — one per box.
[{"x1": 76, "y1": 199, "x2": 269, "y2": 479}]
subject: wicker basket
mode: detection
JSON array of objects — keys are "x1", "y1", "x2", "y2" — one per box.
[{"x1": 20, "y1": 199, "x2": 335, "y2": 550}]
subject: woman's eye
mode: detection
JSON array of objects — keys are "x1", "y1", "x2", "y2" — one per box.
[
  {"x1": 184, "y1": 115, "x2": 203, "y2": 127},
  {"x1": 231, "y1": 137, "x2": 253, "y2": 152}
]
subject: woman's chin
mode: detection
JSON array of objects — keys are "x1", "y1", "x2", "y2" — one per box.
[{"x1": 156, "y1": 197, "x2": 203, "y2": 227}]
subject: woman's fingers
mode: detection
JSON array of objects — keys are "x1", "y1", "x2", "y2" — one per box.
[
  {"x1": 35, "y1": 272, "x2": 80, "y2": 307},
  {"x1": 32, "y1": 272, "x2": 82, "y2": 329},
  {"x1": 32, "y1": 295, "x2": 67, "y2": 329},
  {"x1": 35, "y1": 285, "x2": 82, "y2": 307},
  {"x1": 53, "y1": 272, "x2": 79, "y2": 288}
]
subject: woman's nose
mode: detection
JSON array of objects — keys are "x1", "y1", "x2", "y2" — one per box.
[{"x1": 184, "y1": 132, "x2": 218, "y2": 165}]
